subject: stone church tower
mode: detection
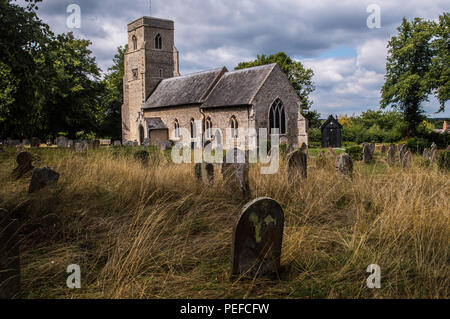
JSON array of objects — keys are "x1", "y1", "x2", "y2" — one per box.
[{"x1": 122, "y1": 17, "x2": 180, "y2": 143}]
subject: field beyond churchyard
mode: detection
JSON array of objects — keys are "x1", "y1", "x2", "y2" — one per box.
[{"x1": 0, "y1": 146, "x2": 449, "y2": 299}]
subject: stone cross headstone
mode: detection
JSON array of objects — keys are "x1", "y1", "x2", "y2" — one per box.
[
  {"x1": 57, "y1": 136, "x2": 69, "y2": 148},
  {"x1": 387, "y1": 144, "x2": 396, "y2": 167},
  {"x1": 286, "y1": 149, "x2": 307, "y2": 180},
  {"x1": 0, "y1": 209, "x2": 20, "y2": 299},
  {"x1": 75, "y1": 142, "x2": 88, "y2": 153},
  {"x1": 221, "y1": 148, "x2": 250, "y2": 200},
  {"x1": 336, "y1": 153, "x2": 353, "y2": 177},
  {"x1": 28, "y1": 167, "x2": 59, "y2": 194},
  {"x1": 363, "y1": 144, "x2": 373, "y2": 164},
  {"x1": 194, "y1": 162, "x2": 215, "y2": 185},
  {"x1": 231, "y1": 197, "x2": 284, "y2": 279},
  {"x1": 12, "y1": 152, "x2": 34, "y2": 179}
]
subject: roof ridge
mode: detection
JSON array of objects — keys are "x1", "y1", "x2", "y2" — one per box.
[
  {"x1": 163, "y1": 67, "x2": 225, "y2": 81},
  {"x1": 226, "y1": 63, "x2": 277, "y2": 75}
]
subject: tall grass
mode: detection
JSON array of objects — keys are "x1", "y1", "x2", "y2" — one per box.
[{"x1": 0, "y1": 147, "x2": 448, "y2": 298}]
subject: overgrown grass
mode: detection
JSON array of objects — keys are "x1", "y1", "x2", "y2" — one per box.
[{"x1": 0, "y1": 147, "x2": 448, "y2": 299}]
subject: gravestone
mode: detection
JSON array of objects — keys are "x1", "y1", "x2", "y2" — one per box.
[
  {"x1": 113, "y1": 140, "x2": 122, "y2": 147},
  {"x1": 28, "y1": 167, "x2": 59, "y2": 194},
  {"x1": 401, "y1": 151, "x2": 412, "y2": 169},
  {"x1": 399, "y1": 144, "x2": 408, "y2": 166},
  {"x1": 231, "y1": 197, "x2": 284, "y2": 279},
  {"x1": 327, "y1": 147, "x2": 336, "y2": 158},
  {"x1": 134, "y1": 150, "x2": 149, "y2": 166},
  {"x1": 363, "y1": 144, "x2": 372, "y2": 164},
  {"x1": 92, "y1": 140, "x2": 100, "y2": 150},
  {"x1": 369, "y1": 143, "x2": 375, "y2": 155},
  {"x1": 75, "y1": 142, "x2": 88, "y2": 153},
  {"x1": 22, "y1": 139, "x2": 30, "y2": 146},
  {"x1": 99, "y1": 139, "x2": 111, "y2": 146},
  {"x1": 299, "y1": 143, "x2": 307, "y2": 153},
  {"x1": 221, "y1": 148, "x2": 250, "y2": 200},
  {"x1": 0, "y1": 209, "x2": 20, "y2": 299},
  {"x1": 31, "y1": 138, "x2": 40, "y2": 148},
  {"x1": 336, "y1": 153, "x2": 353, "y2": 177},
  {"x1": 387, "y1": 144, "x2": 396, "y2": 167},
  {"x1": 7, "y1": 139, "x2": 21, "y2": 147},
  {"x1": 380, "y1": 145, "x2": 387, "y2": 154},
  {"x1": 12, "y1": 152, "x2": 34, "y2": 179},
  {"x1": 430, "y1": 143, "x2": 438, "y2": 163},
  {"x1": 286, "y1": 149, "x2": 307, "y2": 180},
  {"x1": 423, "y1": 149, "x2": 430, "y2": 161},
  {"x1": 67, "y1": 140, "x2": 74, "y2": 148},
  {"x1": 57, "y1": 136, "x2": 69, "y2": 148},
  {"x1": 194, "y1": 162, "x2": 214, "y2": 185}
]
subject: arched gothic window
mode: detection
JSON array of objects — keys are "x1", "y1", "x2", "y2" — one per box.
[
  {"x1": 174, "y1": 119, "x2": 180, "y2": 138},
  {"x1": 155, "y1": 34, "x2": 162, "y2": 49},
  {"x1": 230, "y1": 116, "x2": 238, "y2": 138},
  {"x1": 205, "y1": 117, "x2": 213, "y2": 139},
  {"x1": 269, "y1": 98, "x2": 286, "y2": 134},
  {"x1": 132, "y1": 35, "x2": 137, "y2": 50}
]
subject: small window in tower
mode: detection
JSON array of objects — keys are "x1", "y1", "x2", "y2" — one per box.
[
  {"x1": 132, "y1": 35, "x2": 137, "y2": 50},
  {"x1": 155, "y1": 34, "x2": 162, "y2": 49},
  {"x1": 159, "y1": 69, "x2": 163, "y2": 77},
  {"x1": 132, "y1": 68, "x2": 138, "y2": 80}
]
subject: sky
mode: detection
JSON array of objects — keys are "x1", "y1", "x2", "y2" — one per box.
[{"x1": 16, "y1": 0, "x2": 450, "y2": 118}]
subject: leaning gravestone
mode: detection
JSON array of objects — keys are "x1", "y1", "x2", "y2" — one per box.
[
  {"x1": 336, "y1": 153, "x2": 353, "y2": 177},
  {"x1": 0, "y1": 209, "x2": 20, "y2": 299},
  {"x1": 363, "y1": 144, "x2": 373, "y2": 164},
  {"x1": 12, "y1": 152, "x2": 34, "y2": 179},
  {"x1": 221, "y1": 148, "x2": 250, "y2": 200},
  {"x1": 286, "y1": 149, "x2": 307, "y2": 180},
  {"x1": 231, "y1": 197, "x2": 284, "y2": 279},
  {"x1": 57, "y1": 136, "x2": 69, "y2": 148},
  {"x1": 28, "y1": 167, "x2": 59, "y2": 194},
  {"x1": 387, "y1": 144, "x2": 396, "y2": 167},
  {"x1": 194, "y1": 162, "x2": 214, "y2": 185}
]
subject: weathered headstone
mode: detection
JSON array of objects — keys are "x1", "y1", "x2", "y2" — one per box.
[
  {"x1": 363, "y1": 144, "x2": 373, "y2": 164},
  {"x1": 430, "y1": 143, "x2": 438, "y2": 163},
  {"x1": 99, "y1": 139, "x2": 111, "y2": 146},
  {"x1": 92, "y1": 140, "x2": 100, "y2": 150},
  {"x1": 12, "y1": 152, "x2": 34, "y2": 179},
  {"x1": 369, "y1": 143, "x2": 375, "y2": 155},
  {"x1": 22, "y1": 139, "x2": 30, "y2": 146},
  {"x1": 0, "y1": 209, "x2": 20, "y2": 299},
  {"x1": 386, "y1": 144, "x2": 396, "y2": 167},
  {"x1": 67, "y1": 140, "x2": 74, "y2": 148},
  {"x1": 336, "y1": 153, "x2": 353, "y2": 177},
  {"x1": 401, "y1": 150, "x2": 412, "y2": 169},
  {"x1": 134, "y1": 150, "x2": 149, "y2": 166},
  {"x1": 380, "y1": 145, "x2": 387, "y2": 154},
  {"x1": 423, "y1": 149, "x2": 430, "y2": 161},
  {"x1": 113, "y1": 140, "x2": 122, "y2": 147},
  {"x1": 399, "y1": 144, "x2": 408, "y2": 166},
  {"x1": 231, "y1": 197, "x2": 284, "y2": 279},
  {"x1": 28, "y1": 167, "x2": 59, "y2": 194},
  {"x1": 75, "y1": 142, "x2": 88, "y2": 153},
  {"x1": 194, "y1": 162, "x2": 214, "y2": 184},
  {"x1": 286, "y1": 149, "x2": 307, "y2": 180},
  {"x1": 57, "y1": 136, "x2": 69, "y2": 148},
  {"x1": 221, "y1": 148, "x2": 250, "y2": 200},
  {"x1": 31, "y1": 138, "x2": 40, "y2": 148}
]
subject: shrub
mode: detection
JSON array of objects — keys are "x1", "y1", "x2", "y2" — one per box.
[
  {"x1": 308, "y1": 128, "x2": 321, "y2": 143},
  {"x1": 437, "y1": 150, "x2": 450, "y2": 171},
  {"x1": 406, "y1": 137, "x2": 428, "y2": 154},
  {"x1": 279, "y1": 142, "x2": 290, "y2": 157},
  {"x1": 346, "y1": 146, "x2": 363, "y2": 161}
]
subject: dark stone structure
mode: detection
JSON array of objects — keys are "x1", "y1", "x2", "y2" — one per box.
[{"x1": 320, "y1": 115, "x2": 343, "y2": 148}]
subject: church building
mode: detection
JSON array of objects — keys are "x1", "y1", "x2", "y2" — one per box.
[{"x1": 122, "y1": 16, "x2": 308, "y2": 149}]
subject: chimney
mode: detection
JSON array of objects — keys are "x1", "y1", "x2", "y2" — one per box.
[{"x1": 444, "y1": 121, "x2": 448, "y2": 132}]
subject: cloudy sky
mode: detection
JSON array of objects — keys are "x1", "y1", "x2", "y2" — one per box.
[{"x1": 17, "y1": 0, "x2": 449, "y2": 117}]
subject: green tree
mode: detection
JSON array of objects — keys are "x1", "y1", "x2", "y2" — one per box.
[
  {"x1": 0, "y1": 0, "x2": 53, "y2": 138},
  {"x1": 98, "y1": 46, "x2": 126, "y2": 140},
  {"x1": 381, "y1": 14, "x2": 449, "y2": 136},
  {"x1": 235, "y1": 52, "x2": 318, "y2": 123},
  {"x1": 37, "y1": 32, "x2": 103, "y2": 138}
]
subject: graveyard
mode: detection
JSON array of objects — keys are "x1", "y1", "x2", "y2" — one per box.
[{"x1": 0, "y1": 144, "x2": 448, "y2": 299}]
